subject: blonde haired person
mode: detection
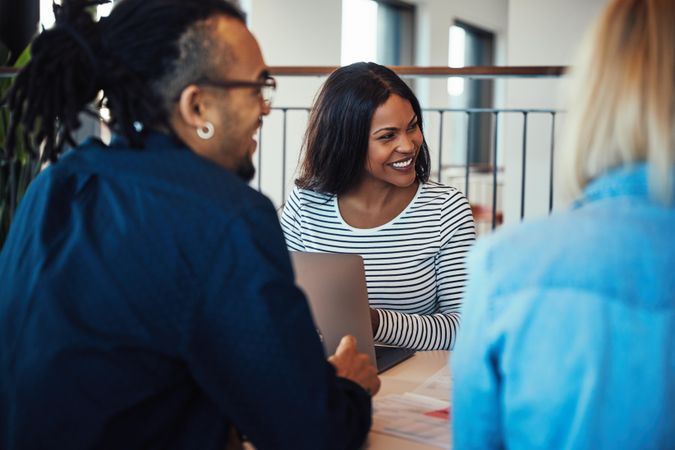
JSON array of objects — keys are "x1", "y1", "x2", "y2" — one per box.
[{"x1": 453, "y1": 0, "x2": 675, "y2": 449}]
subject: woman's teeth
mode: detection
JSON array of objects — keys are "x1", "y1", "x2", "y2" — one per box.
[{"x1": 391, "y1": 158, "x2": 413, "y2": 168}]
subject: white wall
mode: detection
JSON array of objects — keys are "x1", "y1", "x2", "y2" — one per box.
[
  {"x1": 247, "y1": 0, "x2": 342, "y2": 206},
  {"x1": 251, "y1": 0, "x2": 509, "y2": 107},
  {"x1": 406, "y1": 0, "x2": 508, "y2": 108},
  {"x1": 502, "y1": 0, "x2": 608, "y2": 224},
  {"x1": 245, "y1": 0, "x2": 610, "y2": 221},
  {"x1": 247, "y1": 0, "x2": 509, "y2": 208}
]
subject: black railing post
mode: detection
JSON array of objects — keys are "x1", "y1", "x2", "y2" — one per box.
[
  {"x1": 437, "y1": 111, "x2": 444, "y2": 183},
  {"x1": 464, "y1": 112, "x2": 471, "y2": 198},
  {"x1": 281, "y1": 109, "x2": 287, "y2": 201},
  {"x1": 549, "y1": 112, "x2": 557, "y2": 213},
  {"x1": 492, "y1": 112, "x2": 499, "y2": 230},
  {"x1": 520, "y1": 112, "x2": 528, "y2": 220}
]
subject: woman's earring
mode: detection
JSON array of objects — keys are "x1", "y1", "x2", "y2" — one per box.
[{"x1": 197, "y1": 122, "x2": 215, "y2": 140}]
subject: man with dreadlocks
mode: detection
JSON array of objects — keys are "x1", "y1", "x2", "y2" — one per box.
[{"x1": 0, "y1": 1, "x2": 379, "y2": 449}]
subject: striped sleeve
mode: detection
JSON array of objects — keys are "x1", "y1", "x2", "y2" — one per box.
[
  {"x1": 280, "y1": 187, "x2": 306, "y2": 251},
  {"x1": 373, "y1": 190, "x2": 476, "y2": 350}
]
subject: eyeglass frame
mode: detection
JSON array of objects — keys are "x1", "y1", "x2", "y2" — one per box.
[{"x1": 175, "y1": 75, "x2": 277, "y2": 107}]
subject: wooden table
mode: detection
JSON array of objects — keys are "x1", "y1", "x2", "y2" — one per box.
[{"x1": 365, "y1": 351, "x2": 451, "y2": 450}]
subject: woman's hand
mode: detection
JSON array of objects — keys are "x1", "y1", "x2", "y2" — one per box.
[{"x1": 369, "y1": 308, "x2": 380, "y2": 335}]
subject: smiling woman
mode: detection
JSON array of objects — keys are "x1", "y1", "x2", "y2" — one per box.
[{"x1": 281, "y1": 62, "x2": 476, "y2": 351}]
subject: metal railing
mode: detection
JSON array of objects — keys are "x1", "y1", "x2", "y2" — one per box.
[
  {"x1": 264, "y1": 66, "x2": 565, "y2": 233},
  {"x1": 263, "y1": 105, "x2": 560, "y2": 233},
  {"x1": 1, "y1": 65, "x2": 566, "y2": 233}
]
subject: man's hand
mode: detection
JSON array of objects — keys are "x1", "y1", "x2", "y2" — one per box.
[{"x1": 328, "y1": 335, "x2": 381, "y2": 396}]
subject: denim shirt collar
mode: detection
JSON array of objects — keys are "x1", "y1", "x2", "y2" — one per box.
[{"x1": 579, "y1": 164, "x2": 651, "y2": 205}]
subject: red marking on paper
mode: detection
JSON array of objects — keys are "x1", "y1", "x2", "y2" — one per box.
[{"x1": 424, "y1": 407, "x2": 451, "y2": 421}]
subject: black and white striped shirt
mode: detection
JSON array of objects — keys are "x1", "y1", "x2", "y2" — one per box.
[{"x1": 281, "y1": 181, "x2": 476, "y2": 350}]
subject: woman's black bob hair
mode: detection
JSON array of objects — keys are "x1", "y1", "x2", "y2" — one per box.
[{"x1": 295, "y1": 62, "x2": 431, "y2": 195}]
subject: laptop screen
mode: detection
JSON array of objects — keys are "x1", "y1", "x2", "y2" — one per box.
[{"x1": 290, "y1": 252, "x2": 377, "y2": 365}]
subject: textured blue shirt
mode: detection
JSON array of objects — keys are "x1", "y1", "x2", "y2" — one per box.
[
  {"x1": 453, "y1": 164, "x2": 675, "y2": 450},
  {"x1": 0, "y1": 133, "x2": 370, "y2": 450}
]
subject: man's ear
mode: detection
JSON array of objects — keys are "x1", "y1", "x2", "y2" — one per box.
[{"x1": 176, "y1": 85, "x2": 210, "y2": 129}]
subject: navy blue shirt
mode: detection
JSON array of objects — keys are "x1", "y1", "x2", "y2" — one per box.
[{"x1": 0, "y1": 133, "x2": 371, "y2": 449}]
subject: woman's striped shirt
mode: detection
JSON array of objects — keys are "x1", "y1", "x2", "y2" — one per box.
[{"x1": 280, "y1": 181, "x2": 476, "y2": 350}]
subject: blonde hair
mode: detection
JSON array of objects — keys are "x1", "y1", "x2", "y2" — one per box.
[{"x1": 561, "y1": 0, "x2": 675, "y2": 204}]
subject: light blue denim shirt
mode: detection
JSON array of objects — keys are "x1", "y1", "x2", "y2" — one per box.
[{"x1": 453, "y1": 164, "x2": 675, "y2": 450}]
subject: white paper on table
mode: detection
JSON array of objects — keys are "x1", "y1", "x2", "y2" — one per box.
[
  {"x1": 371, "y1": 393, "x2": 451, "y2": 448},
  {"x1": 412, "y1": 366, "x2": 453, "y2": 403}
]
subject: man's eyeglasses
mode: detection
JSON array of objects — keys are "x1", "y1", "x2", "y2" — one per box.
[{"x1": 193, "y1": 76, "x2": 277, "y2": 107}]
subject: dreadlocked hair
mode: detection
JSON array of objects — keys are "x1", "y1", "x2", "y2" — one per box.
[{"x1": 2, "y1": 0, "x2": 245, "y2": 162}]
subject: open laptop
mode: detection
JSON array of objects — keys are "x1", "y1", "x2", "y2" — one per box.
[{"x1": 290, "y1": 251, "x2": 415, "y2": 373}]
